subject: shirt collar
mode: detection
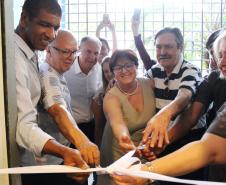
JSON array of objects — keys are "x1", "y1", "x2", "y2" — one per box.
[
  {"x1": 73, "y1": 57, "x2": 82, "y2": 74},
  {"x1": 171, "y1": 56, "x2": 184, "y2": 74},
  {"x1": 73, "y1": 57, "x2": 98, "y2": 75},
  {"x1": 14, "y1": 32, "x2": 36, "y2": 61}
]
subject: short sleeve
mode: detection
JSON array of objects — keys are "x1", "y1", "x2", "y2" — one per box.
[
  {"x1": 179, "y1": 65, "x2": 202, "y2": 96},
  {"x1": 195, "y1": 71, "x2": 219, "y2": 107},
  {"x1": 40, "y1": 64, "x2": 66, "y2": 110},
  {"x1": 207, "y1": 102, "x2": 226, "y2": 138}
]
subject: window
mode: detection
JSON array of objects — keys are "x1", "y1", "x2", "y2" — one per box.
[{"x1": 15, "y1": 0, "x2": 226, "y2": 74}]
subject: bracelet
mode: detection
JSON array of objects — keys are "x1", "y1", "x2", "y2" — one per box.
[
  {"x1": 145, "y1": 162, "x2": 155, "y2": 173},
  {"x1": 144, "y1": 162, "x2": 155, "y2": 184}
]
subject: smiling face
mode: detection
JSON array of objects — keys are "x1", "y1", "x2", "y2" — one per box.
[
  {"x1": 79, "y1": 39, "x2": 101, "y2": 73},
  {"x1": 216, "y1": 39, "x2": 226, "y2": 77},
  {"x1": 21, "y1": 9, "x2": 61, "y2": 51},
  {"x1": 155, "y1": 33, "x2": 182, "y2": 72},
  {"x1": 113, "y1": 58, "x2": 137, "y2": 85},
  {"x1": 47, "y1": 30, "x2": 78, "y2": 74}
]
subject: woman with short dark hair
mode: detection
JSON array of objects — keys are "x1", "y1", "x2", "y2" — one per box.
[{"x1": 97, "y1": 49, "x2": 156, "y2": 185}]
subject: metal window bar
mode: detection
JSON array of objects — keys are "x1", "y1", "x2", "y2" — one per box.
[{"x1": 61, "y1": 0, "x2": 225, "y2": 74}]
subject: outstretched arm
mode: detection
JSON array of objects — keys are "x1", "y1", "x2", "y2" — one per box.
[
  {"x1": 168, "y1": 101, "x2": 205, "y2": 143},
  {"x1": 113, "y1": 132, "x2": 226, "y2": 185},
  {"x1": 103, "y1": 92, "x2": 136, "y2": 152},
  {"x1": 43, "y1": 139, "x2": 89, "y2": 183},
  {"x1": 40, "y1": 65, "x2": 99, "y2": 166},
  {"x1": 142, "y1": 88, "x2": 192, "y2": 148},
  {"x1": 48, "y1": 104, "x2": 100, "y2": 166}
]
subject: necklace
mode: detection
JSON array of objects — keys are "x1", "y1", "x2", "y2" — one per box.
[{"x1": 117, "y1": 80, "x2": 139, "y2": 96}]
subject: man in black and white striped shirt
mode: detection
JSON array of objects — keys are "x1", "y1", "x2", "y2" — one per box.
[
  {"x1": 141, "y1": 28, "x2": 207, "y2": 183},
  {"x1": 142, "y1": 28, "x2": 203, "y2": 147}
]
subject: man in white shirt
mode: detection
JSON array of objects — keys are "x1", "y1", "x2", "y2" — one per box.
[
  {"x1": 65, "y1": 36, "x2": 102, "y2": 143},
  {"x1": 15, "y1": 0, "x2": 88, "y2": 184}
]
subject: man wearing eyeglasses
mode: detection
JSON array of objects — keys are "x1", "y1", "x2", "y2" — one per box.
[{"x1": 38, "y1": 30, "x2": 100, "y2": 185}]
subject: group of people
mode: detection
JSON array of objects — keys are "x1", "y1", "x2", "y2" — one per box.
[{"x1": 13, "y1": 0, "x2": 226, "y2": 185}]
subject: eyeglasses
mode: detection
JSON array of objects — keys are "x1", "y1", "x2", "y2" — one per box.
[
  {"x1": 51, "y1": 46, "x2": 80, "y2": 59},
  {"x1": 113, "y1": 63, "x2": 135, "y2": 73},
  {"x1": 163, "y1": 77, "x2": 170, "y2": 98}
]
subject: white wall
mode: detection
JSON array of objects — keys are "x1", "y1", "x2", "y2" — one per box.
[{"x1": 0, "y1": 6, "x2": 10, "y2": 185}]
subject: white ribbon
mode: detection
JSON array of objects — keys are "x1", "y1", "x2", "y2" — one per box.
[{"x1": 0, "y1": 150, "x2": 225, "y2": 185}]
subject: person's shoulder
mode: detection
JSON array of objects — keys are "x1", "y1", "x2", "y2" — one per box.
[
  {"x1": 137, "y1": 77, "x2": 150, "y2": 84},
  {"x1": 207, "y1": 70, "x2": 220, "y2": 82},
  {"x1": 39, "y1": 63, "x2": 59, "y2": 81},
  {"x1": 107, "y1": 85, "x2": 118, "y2": 95},
  {"x1": 39, "y1": 62, "x2": 50, "y2": 73},
  {"x1": 183, "y1": 60, "x2": 200, "y2": 70},
  {"x1": 39, "y1": 62, "x2": 56, "y2": 77},
  {"x1": 147, "y1": 63, "x2": 161, "y2": 77},
  {"x1": 104, "y1": 87, "x2": 120, "y2": 103}
]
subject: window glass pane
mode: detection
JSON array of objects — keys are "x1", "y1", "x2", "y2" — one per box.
[{"x1": 22, "y1": 0, "x2": 225, "y2": 74}]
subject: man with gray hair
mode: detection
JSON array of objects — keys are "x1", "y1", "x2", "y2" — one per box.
[
  {"x1": 65, "y1": 36, "x2": 102, "y2": 185},
  {"x1": 115, "y1": 29, "x2": 226, "y2": 185},
  {"x1": 65, "y1": 36, "x2": 102, "y2": 144},
  {"x1": 142, "y1": 28, "x2": 203, "y2": 148},
  {"x1": 141, "y1": 28, "x2": 205, "y2": 184}
]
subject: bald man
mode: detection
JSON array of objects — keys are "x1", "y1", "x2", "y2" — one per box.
[{"x1": 38, "y1": 30, "x2": 100, "y2": 185}]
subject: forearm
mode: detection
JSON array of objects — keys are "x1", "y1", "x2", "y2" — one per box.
[
  {"x1": 168, "y1": 102, "x2": 204, "y2": 143},
  {"x1": 49, "y1": 105, "x2": 90, "y2": 147},
  {"x1": 111, "y1": 122, "x2": 130, "y2": 141},
  {"x1": 168, "y1": 117, "x2": 193, "y2": 143},
  {"x1": 161, "y1": 89, "x2": 192, "y2": 121},
  {"x1": 42, "y1": 139, "x2": 69, "y2": 158},
  {"x1": 134, "y1": 35, "x2": 155, "y2": 70},
  {"x1": 96, "y1": 26, "x2": 101, "y2": 37},
  {"x1": 148, "y1": 140, "x2": 212, "y2": 177},
  {"x1": 112, "y1": 28, "x2": 117, "y2": 52}
]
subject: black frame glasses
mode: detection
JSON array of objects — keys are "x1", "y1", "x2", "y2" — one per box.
[
  {"x1": 113, "y1": 63, "x2": 135, "y2": 73},
  {"x1": 51, "y1": 46, "x2": 80, "y2": 59}
]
